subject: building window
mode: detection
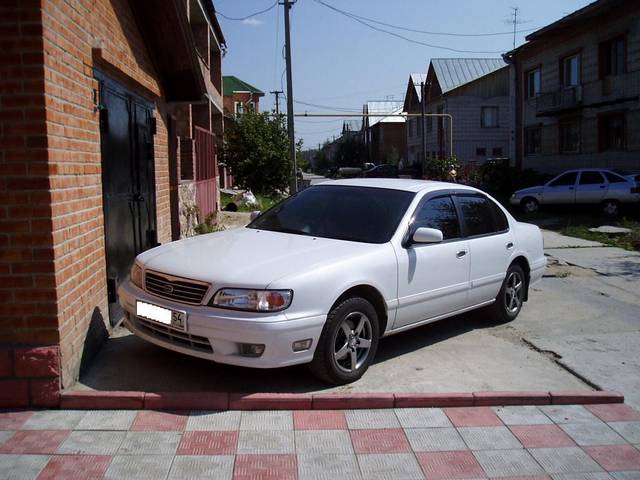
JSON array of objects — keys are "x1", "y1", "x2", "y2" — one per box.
[
  {"x1": 599, "y1": 113, "x2": 626, "y2": 151},
  {"x1": 559, "y1": 119, "x2": 581, "y2": 153},
  {"x1": 600, "y1": 36, "x2": 625, "y2": 77},
  {"x1": 492, "y1": 147, "x2": 503, "y2": 157},
  {"x1": 476, "y1": 147, "x2": 487, "y2": 157},
  {"x1": 481, "y1": 107, "x2": 499, "y2": 128},
  {"x1": 234, "y1": 102, "x2": 243, "y2": 116},
  {"x1": 561, "y1": 54, "x2": 580, "y2": 87},
  {"x1": 525, "y1": 68, "x2": 541, "y2": 98},
  {"x1": 247, "y1": 101, "x2": 255, "y2": 111},
  {"x1": 524, "y1": 126, "x2": 542, "y2": 155}
]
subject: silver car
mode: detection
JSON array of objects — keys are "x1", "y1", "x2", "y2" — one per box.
[{"x1": 510, "y1": 168, "x2": 640, "y2": 216}]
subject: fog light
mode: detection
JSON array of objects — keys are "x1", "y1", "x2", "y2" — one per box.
[
  {"x1": 239, "y1": 343, "x2": 265, "y2": 357},
  {"x1": 292, "y1": 339, "x2": 312, "y2": 352}
]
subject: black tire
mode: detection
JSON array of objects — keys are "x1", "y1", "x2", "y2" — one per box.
[
  {"x1": 487, "y1": 264, "x2": 526, "y2": 323},
  {"x1": 309, "y1": 297, "x2": 380, "y2": 385},
  {"x1": 520, "y1": 197, "x2": 539, "y2": 214},
  {"x1": 601, "y1": 199, "x2": 620, "y2": 217}
]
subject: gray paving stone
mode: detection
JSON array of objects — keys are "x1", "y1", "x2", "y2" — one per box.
[
  {"x1": 394, "y1": 408, "x2": 452, "y2": 428},
  {"x1": 76, "y1": 410, "x2": 137, "y2": 430},
  {"x1": 552, "y1": 473, "x2": 615, "y2": 480},
  {"x1": 21, "y1": 410, "x2": 85, "y2": 430},
  {"x1": 357, "y1": 453, "x2": 424, "y2": 480},
  {"x1": 0, "y1": 431, "x2": 15, "y2": 445},
  {"x1": 105, "y1": 454, "x2": 173, "y2": 480},
  {"x1": 345, "y1": 409, "x2": 400, "y2": 429},
  {"x1": 118, "y1": 431, "x2": 181, "y2": 455},
  {"x1": 458, "y1": 426, "x2": 522, "y2": 450},
  {"x1": 168, "y1": 455, "x2": 234, "y2": 480},
  {"x1": 0, "y1": 454, "x2": 50, "y2": 480},
  {"x1": 405, "y1": 427, "x2": 467, "y2": 452},
  {"x1": 609, "y1": 422, "x2": 640, "y2": 444},
  {"x1": 239, "y1": 410, "x2": 293, "y2": 430},
  {"x1": 237, "y1": 430, "x2": 294, "y2": 454},
  {"x1": 560, "y1": 423, "x2": 627, "y2": 446},
  {"x1": 474, "y1": 449, "x2": 544, "y2": 477},
  {"x1": 298, "y1": 454, "x2": 362, "y2": 480},
  {"x1": 612, "y1": 473, "x2": 640, "y2": 480},
  {"x1": 187, "y1": 411, "x2": 241, "y2": 431},
  {"x1": 539, "y1": 405, "x2": 602, "y2": 425},
  {"x1": 493, "y1": 406, "x2": 553, "y2": 425},
  {"x1": 529, "y1": 447, "x2": 604, "y2": 474},
  {"x1": 295, "y1": 430, "x2": 354, "y2": 454},
  {"x1": 57, "y1": 430, "x2": 126, "y2": 455}
]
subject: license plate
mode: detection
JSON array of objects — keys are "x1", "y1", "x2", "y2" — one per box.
[{"x1": 136, "y1": 301, "x2": 187, "y2": 330}]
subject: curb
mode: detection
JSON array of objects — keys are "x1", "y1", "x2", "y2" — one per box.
[{"x1": 47, "y1": 390, "x2": 625, "y2": 411}]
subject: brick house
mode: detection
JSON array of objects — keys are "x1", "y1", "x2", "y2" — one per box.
[
  {"x1": 0, "y1": 0, "x2": 225, "y2": 406},
  {"x1": 403, "y1": 73, "x2": 426, "y2": 166},
  {"x1": 505, "y1": 0, "x2": 640, "y2": 173},
  {"x1": 362, "y1": 101, "x2": 407, "y2": 165}
]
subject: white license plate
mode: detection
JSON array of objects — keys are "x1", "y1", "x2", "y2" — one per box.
[{"x1": 136, "y1": 301, "x2": 187, "y2": 330}]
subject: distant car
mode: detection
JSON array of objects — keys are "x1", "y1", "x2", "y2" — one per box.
[
  {"x1": 364, "y1": 164, "x2": 399, "y2": 178},
  {"x1": 510, "y1": 168, "x2": 640, "y2": 216}
]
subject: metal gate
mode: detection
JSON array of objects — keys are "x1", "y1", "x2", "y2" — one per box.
[{"x1": 194, "y1": 126, "x2": 218, "y2": 219}]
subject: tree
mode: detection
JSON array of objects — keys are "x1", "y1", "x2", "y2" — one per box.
[{"x1": 224, "y1": 110, "x2": 292, "y2": 195}]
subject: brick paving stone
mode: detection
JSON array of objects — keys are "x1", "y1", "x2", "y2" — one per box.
[
  {"x1": 494, "y1": 406, "x2": 554, "y2": 425},
  {"x1": 177, "y1": 431, "x2": 237, "y2": 455},
  {"x1": 233, "y1": 454, "x2": 297, "y2": 480},
  {"x1": 611, "y1": 473, "x2": 640, "y2": 480},
  {"x1": 0, "y1": 454, "x2": 50, "y2": 480},
  {"x1": 237, "y1": 430, "x2": 294, "y2": 454},
  {"x1": 458, "y1": 426, "x2": 522, "y2": 450},
  {"x1": 239, "y1": 411, "x2": 293, "y2": 431},
  {"x1": 358, "y1": 453, "x2": 424, "y2": 480},
  {"x1": 297, "y1": 453, "x2": 362, "y2": 480},
  {"x1": 0, "y1": 431, "x2": 14, "y2": 446},
  {"x1": 117, "y1": 431, "x2": 181, "y2": 455},
  {"x1": 551, "y1": 473, "x2": 614, "y2": 480},
  {"x1": 404, "y1": 427, "x2": 467, "y2": 452},
  {"x1": 0, "y1": 411, "x2": 32, "y2": 430},
  {"x1": 57, "y1": 431, "x2": 126, "y2": 455},
  {"x1": 345, "y1": 409, "x2": 400, "y2": 429},
  {"x1": 168, "y1": 455, "x2": 234, "y2": 480},
  {"x1": 529, "y1": 447, "x2": 604, "y2": 474},
  {"x1": 417, "y1": 450, "x2": 485, "y2": 479},
  {"x1": 499, "y1": 476, "x2": 552, "y2": 480},
  {"x1": 444, "y1": 407, "x2": 503, "y2": 427},
  {"x1": 560, "y1": 423, "x2": 627, "y2": 446},
  {"x1": 130, "y1": 410, "x2": 187, "y2": 431},
  {"x1": 350, "y1": 428, "x2": 411, "y2": 454},
  {"x1": 295, "y1": 430, "x2": 354, "y2": 454},
  {"x1": 586, "y1": 405, "x2": 640, "y2": 423},
  {"x1": 585, "y1": 445, "x2": 640, "y2": 472},
  {"x1": 38, "y1": 454, "x2": 112, "y2": 480},
  {"x1": 293, "y1": 411, "x2": 347, "y2": 430},
  {"x1": 510, "y1": 425, "x2": 576, "y2": 448},
  {"x1": 186, "y1": 411, "x2": 241, "y2": 431},
  {"x1": 21, "y1": 411, "x2": 85, "y2": 430},
  {"x1": 608, "y1": 423, "x2": 640, "y2": 444},
  {"x1": 539, "y1": 406, "x2": 601, "y2": 425},
  {"x1": 474, "y1": 449, "x2": 545, "y2": 477},
  {"x1": 104, "y1": 454, "x2": 173, "y2": 480},
  {"x1": 395, "y1": 408, "x2": 452, "y2": 429},
  {"x1": 76, "y1": 410, "x2": 137, "y2": 430},
  {"x1": 0, "y1": 431, "x2": 69, "y2": 454}
]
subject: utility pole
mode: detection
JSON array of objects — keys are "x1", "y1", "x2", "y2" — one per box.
[
  {"x1": 282, "y1": 0, "x2": 297, "y2": 192},
  {"x1": 420, "y1": 81, "x2": 426, "y2": 166},
  {"x1": 270, "y1": 90, "x2": 283, "y2": 115}
]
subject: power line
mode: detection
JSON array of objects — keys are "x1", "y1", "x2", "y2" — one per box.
[
  {"x1": 216, "y1": 1, "x2": 277, "y2": 21},
  {"x1": 293, "y1": 99, "x2": 363, "y2": 112}
]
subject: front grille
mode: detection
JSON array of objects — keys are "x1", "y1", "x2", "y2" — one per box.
[
  {"x1": 133, "y1": 316, "x2": 213, "y2": 353},
  {"x1": 144, "y1": 271, "x2": 210, "y2": 305}
]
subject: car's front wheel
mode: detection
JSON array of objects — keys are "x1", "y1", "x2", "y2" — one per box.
[
  {"x1": 520, "y1": 197, "x2": 539, "y2": 214},
  {"x1": 487, "y1": 264, "x2": 526, "y2": 323},
  {"x1": 309, "y1": 297, "x2": 379, "y2": 385}
]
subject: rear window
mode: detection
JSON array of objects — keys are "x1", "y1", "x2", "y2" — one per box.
[
  {"x1": 456, "y1": 195, "x2": 508, "y2": 237},
  {"x1": 604, "y1": 171, "x2": 627, "y2": 183}
]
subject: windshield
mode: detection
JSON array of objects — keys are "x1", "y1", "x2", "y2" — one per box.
[{"x1": 248, "y1": 185, "x2": 415, "y2": 243}]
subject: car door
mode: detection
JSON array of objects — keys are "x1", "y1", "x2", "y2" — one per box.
[
  {"x1": 541, "y1": 171, "x2": 578, "y2": 204},
  {"x1": 394, "y1": 194, "x2": 470, "y2": 329},
  {"x1": 454, "y1": 194, "x2": 514, "y2": 306},
  {"x1": 575, "y1": 171, "x2": 607, "y2": 203}
]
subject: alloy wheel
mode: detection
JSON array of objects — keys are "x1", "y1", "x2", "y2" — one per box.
[
  {"x1": 504, "y1": 271, "x2": 524, "y2": 314},
  {"x1": 333, "y1": 311, "x2": 373, "y2": 373},
  {"x1": 603, "y1": 201, "x2": 618, "y2": 216},
  {"x1": 523, "y1": 199, "x2": 538, "y2": 213}
]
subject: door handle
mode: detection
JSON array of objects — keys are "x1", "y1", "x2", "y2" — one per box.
[
  {"x1": 506, "y1": 242, "x2": 514, "y2": 250},
  {"x1": 456, "y1": 250, "x2": 467, "y2": 258}
]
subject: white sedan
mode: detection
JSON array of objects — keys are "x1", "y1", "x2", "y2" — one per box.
[{"x1": 119, "y1": 179, "x2": 545, "y2": 384}]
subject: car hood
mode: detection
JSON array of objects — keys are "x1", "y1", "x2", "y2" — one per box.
[
  {"x1": 513, "y1": 186, "x2": 543, "y2": 195},
  {"x1": 137, "y1": 227, "x2": 380, "y2": 288}
]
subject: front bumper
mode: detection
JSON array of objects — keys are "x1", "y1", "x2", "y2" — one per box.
[{"x1": 118, "y1": 281, "x2": 326, "y2": 368}]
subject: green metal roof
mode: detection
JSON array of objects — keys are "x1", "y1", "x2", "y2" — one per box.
[{"x1": 222, "y1": 76, "x2": 264, "y2": 96}]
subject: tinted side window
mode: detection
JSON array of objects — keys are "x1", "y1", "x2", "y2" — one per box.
[
  {"x1": 414, "y1": 196, "x2": 460, "y2": 240},
  {"x1": 604, "y1": 171, "x2": 627, "y2": 183},
  {"x1": 457, "y1": 195, "x2": 505, "y2": 237},
  {"x1": 549, "y1": 172, "x2": 578, "y2": 187},
  {"x1": 579, "y1": 171, "x2": 605, "y2": 184}
]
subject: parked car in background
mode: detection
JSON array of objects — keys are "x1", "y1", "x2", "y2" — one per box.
[
  {"x1": 510, "y1": 168, "x2": 640, "y2": 216},
  {"x1": 364, "y1": 164, "x2": 399, "y2": 178},
  {"x1": 120, "y1": 179, "x2": 545, "y2": 385}
]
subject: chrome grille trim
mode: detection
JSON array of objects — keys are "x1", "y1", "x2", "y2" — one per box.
[
  {"x1": 144, "y1": 270, "x2": 210, "y2": 305},
  {"x1": 133, "y1": 316, "x2": 213, "y2": 353}
]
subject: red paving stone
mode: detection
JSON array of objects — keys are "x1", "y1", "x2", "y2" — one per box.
[
  {"x1": 130, "y1": 410, "x2": 187, "y2": 431},
  {"x1": 177, "y1": 431, "x2": 238, "y2": 455},
  {"x1": 585, "y1": 403, "x2": 640, "y2": 422},
  {"x1": 37, "y1": 455, "x2": 112, "y2": 480},
  {"x1": 585, "y1": 444, "x2": 640, "y2": 472},
  {"x1": 509, "y1": 425, "x2": 576, "y2": 448},
  {"x1": 416, "y1": 451, "x2": 486, "y2": 479},
  {"x1": 0, "y1": 410, "x2": 33, "y2": 430},
  {"x1": 293, "y1": 410, "x2": 347, "y2": 430},
  {"x1": 233, "y1": 454, "x2": 297, "y2": 480},
  {"x1": 349, "y1": 428, "x2": 411, "y2": 454},
  {"x1": 0, "y1": 430, "x2": 70, "y2": 454},
  {"x1": 498, "y1": 477, "x2": 550, "y2": 480},
  {"x1": 444, "y1": 407, "x2": 503, "y2": 427}
]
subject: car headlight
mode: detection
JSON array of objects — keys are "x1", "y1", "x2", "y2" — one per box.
[
  {"x1": 209, "y1": 288, "x2": 293, "y2": 312},
  {"x1": 130, "y1": 263, "x2": 143, "y2": 288}
]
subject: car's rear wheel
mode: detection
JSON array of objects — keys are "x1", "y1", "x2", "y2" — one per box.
[
  {"x1": 487, "y1": 264, "x2": 526, "y2": 323},
  {"x1": 309, "y1": 297, "x2": 379, "y2": 385},
  {"x1": 601, "y1": 199, "x2": 620, "y2": 216},
  {"x1": 520, "y1": 197, "x2": 539, "y2": 214}
]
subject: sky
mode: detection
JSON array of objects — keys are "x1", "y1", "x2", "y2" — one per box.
[{"x1": 216, "y1": 0, "x2": 593, "y2": 150}]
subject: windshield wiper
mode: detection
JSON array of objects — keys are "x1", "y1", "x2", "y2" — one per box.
[{"x1": 273, "y1": 227, "x2": 311, "y2": 236}]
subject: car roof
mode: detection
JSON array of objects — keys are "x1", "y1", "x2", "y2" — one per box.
[{"x1": 318, "y1": 178, "x2": 479, "y2": 193}]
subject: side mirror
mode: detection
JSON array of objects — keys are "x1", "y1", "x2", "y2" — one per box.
[
  {"x1": 249, "y1": 210, "x2": 261, "y2": 221},
  {"x1": 412, "y1": 227, "x2": 443, "y2": 244}
]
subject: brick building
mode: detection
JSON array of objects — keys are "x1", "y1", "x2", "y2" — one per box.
[
  {"x1": 362, "y1": 101, "x2": 407, "y2": 165},
  {"x1": 0, "y1": 0, "x2": 225, "y2": 405},
  {"x1": 222, "y1": 75, "x2": 264, "y2": 116}
]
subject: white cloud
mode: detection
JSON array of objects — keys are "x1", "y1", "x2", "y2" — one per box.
[{"x1": 242, "y1": 18, "x2": 263, "y2": 26}]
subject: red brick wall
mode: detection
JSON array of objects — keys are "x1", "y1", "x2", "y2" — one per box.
[{"x1": 223, "y1": 92, "x2": 261, "y2": 115}]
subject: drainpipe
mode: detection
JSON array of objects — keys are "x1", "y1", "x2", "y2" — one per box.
[{"x1": 503, "y1": 52, "x2": 520, "y2": 170}]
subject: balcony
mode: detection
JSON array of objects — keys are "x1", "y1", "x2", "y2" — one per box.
[
  {"x1": 582, "y1": 70, "x2": 640, "y2": 107},
  {"x1": 535, "y1": 86, "x2": 583, "y2": 116}
]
